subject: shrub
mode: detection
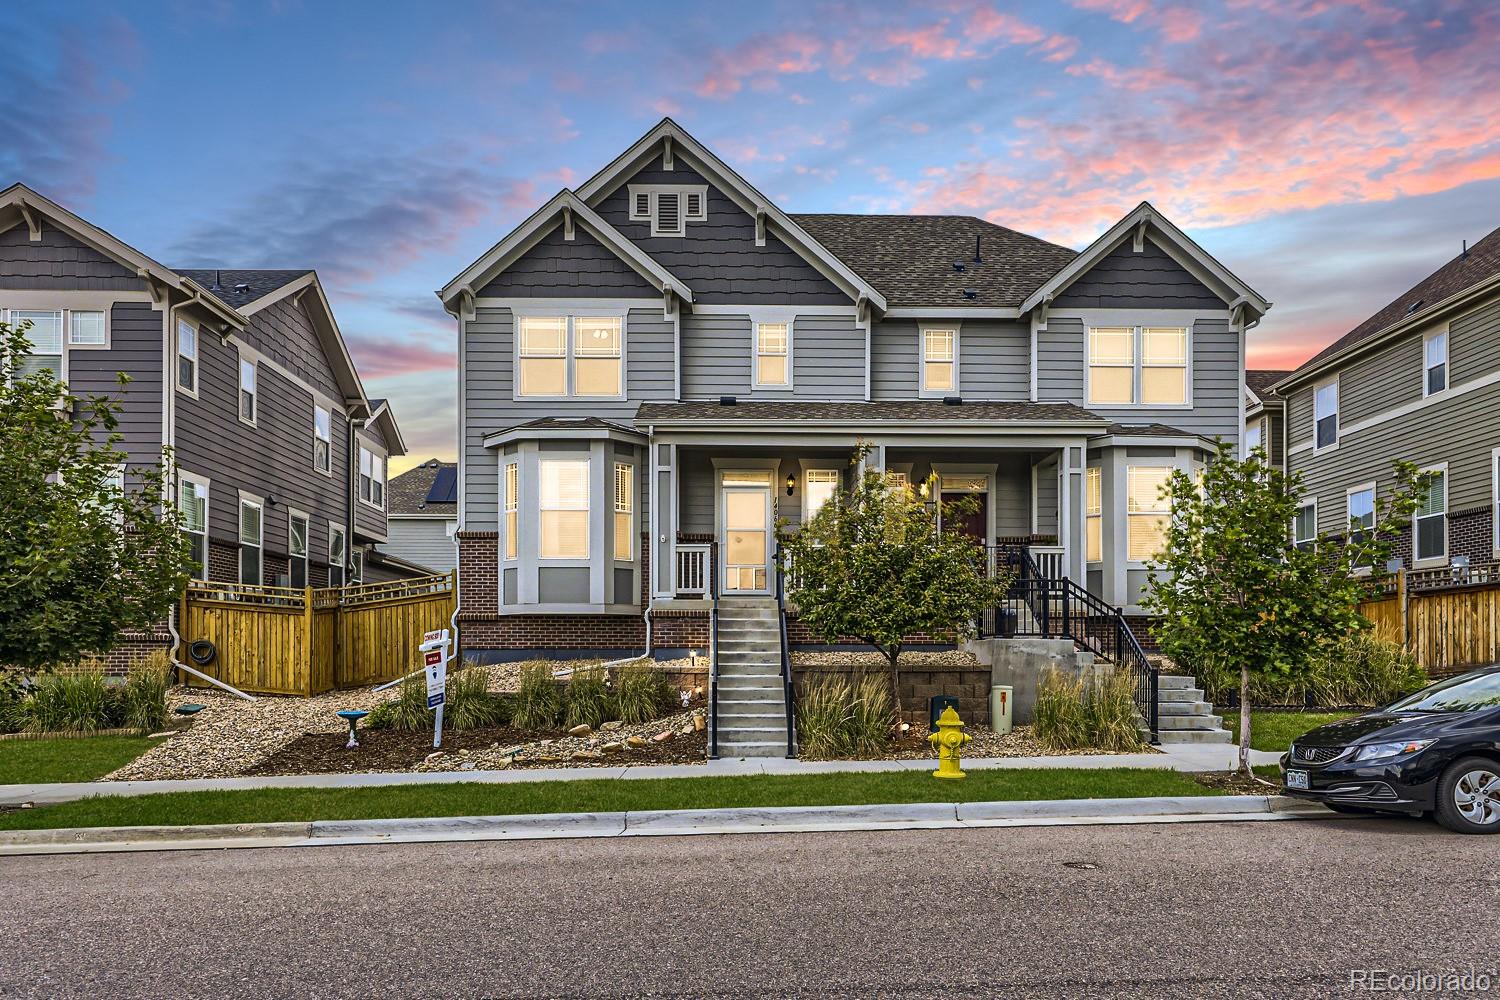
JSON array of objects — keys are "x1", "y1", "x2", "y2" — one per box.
[
  {"x1": 446, "y1": 664, "x2": 505, "y2": 730},
  {"x1": 119, "y1": 650, "x2": 172, "y2": 735},
  {"x1": 565, "y1": 665, "x2": 610, "y2": 729},
  {"x1": 795, "y1": 671, "x2": 891, "y2": 759},
  {"x1": 612, "y1": 659, "x2": 671, "y2": 724},
  {"x1": 27, "y1": 665, "x2": 112, "y2": 733},
  {"x1": 365, "y1": 674, "x2": 429, "y2": 731},
  {"x1": 510, "y1": 661, "x2": 563, "y2": 730},
  {"x1": 1032, "y1": 668, "x2": 1146, "y2": 753},
  {"x1": 1190, "y1": 632, "x2": 1427, "y2": 708}
]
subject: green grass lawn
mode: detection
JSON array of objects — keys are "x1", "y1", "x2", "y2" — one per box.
[
  {"x1": 0, "y1": 735, "x2": 157, "y2": 785},
  {"x1": 0, "y1": 766, "x2": 1229, "y2": 832},
  {"x1": 1222, "y1": 710, "x2": 1358, "y2": 753}
]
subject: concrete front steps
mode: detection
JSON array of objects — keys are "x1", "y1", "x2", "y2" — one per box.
[
  {"x1": 713, "y1": 598, "x2": 790, "y2": 758},
  {"x1": 1154, "y1": 675, "x2": 1231, "y2": 744}
]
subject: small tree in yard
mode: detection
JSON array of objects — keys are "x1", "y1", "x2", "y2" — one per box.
[
  {"x1": 0, "y1": 319, "x2": 190, "y2": 673},
  {"x1": 779, "y1": 456, "x2": 1010, "y2": 723},
  {"x1": 1143, "y1": 439, "x2": 1420, "y2": 776}
]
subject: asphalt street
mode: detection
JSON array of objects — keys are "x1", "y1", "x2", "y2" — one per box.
[{"x1": 2, "y1": 815, "x2": 1495, "y2": 999}]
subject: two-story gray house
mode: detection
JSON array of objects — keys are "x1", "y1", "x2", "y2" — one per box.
[
  {"x1": 1274, "y1": 226, "x2": 1500, "y2": 570},
  {"x1": 441, "y1": 118, "x2": 1269, "y2": 693},
  {"x1": 1245, "y1": 369, "x2": 1289, "y2": 469},
  {"x1": 1, "y1": 183, "x2": 413, "y2": 665}
]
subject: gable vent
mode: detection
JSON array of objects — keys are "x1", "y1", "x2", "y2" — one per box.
[
  {"x1": 633, "y1": 191, "x2": 650, "y2": 218},
  {"x1": 685, "y1": 190, "x2": 703, "y2": 219},
  {"x1": 656, "y1": 192, "x2": 683, "y2": 236}
]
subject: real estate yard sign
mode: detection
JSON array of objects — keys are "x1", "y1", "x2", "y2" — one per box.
[{"x1": 422, "y1": 629, "x2": 451, "y2": 748}]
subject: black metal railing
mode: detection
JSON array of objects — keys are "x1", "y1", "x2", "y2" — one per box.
[
  {"x1": 774, "y1": 544, "x2": 797, "y2": 759},
  {"x1": 708, "y1": 540, "x2": 721, "y2": 760}
]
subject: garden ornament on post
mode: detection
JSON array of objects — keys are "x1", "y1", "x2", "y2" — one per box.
[
  {"x1": 337, "y1": 709, "x2": 369, "y2": 749},
  {"x1": 928, "y1": 706, "x2": 971, "y2": 780}
]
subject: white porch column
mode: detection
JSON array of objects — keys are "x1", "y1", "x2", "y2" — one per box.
[
  {"x1": 652, "y1": 442, "x2": 676, "y2": 599},
  {"x1": 1063, "y1": 440, "x2": 1087, "y2": 583}
]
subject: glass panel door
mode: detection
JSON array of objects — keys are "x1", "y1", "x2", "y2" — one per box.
[{"x1": 723, "y1": 486, "x2": 770, "y2": 592}]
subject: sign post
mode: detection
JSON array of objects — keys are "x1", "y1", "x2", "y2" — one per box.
[{"x1": 420, "y1": 628, "x2": 451, "y2": 748}]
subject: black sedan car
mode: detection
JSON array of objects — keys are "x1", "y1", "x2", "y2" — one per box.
[{"x1": 1281, "y1": 666, "x2": 1500, "y2": 834}]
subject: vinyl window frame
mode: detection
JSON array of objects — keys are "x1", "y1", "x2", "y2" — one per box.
[
  {"x1": 238, "y1": 492, "x2": 264, "y2": 586},
  {"x1": 1125, "y1": 464, "x2": 1173, "y2": 566},
  {"x1": 1085, "y1": 324, "x2": 1192, "y2": 408},
  {"x1": 513, "y1": 312, "x2": 626, "y2": 401},
  {"x1": 176, "y1": 318, "x2": 199, "y2": 398},
  {"x1": 4, "y1": 308, "x2": 65, "y2": 383},
  {"x1": 328, "y1": 522, "x2": 347, "y2": 587},
  {"x1": 178, "y1": 471, "x2": 210, "y2": 581},
  {"x1": 66, "y1": 309, "x2": 109, "y2": 349},
  {"x1": 503, "y1": 461, "x2": 519, "y2": 561},
  {"x1": 313, "y1": 404, "x2": 333, "y2": 476},
  {"x1": 1345, "y1": 481, "x2": 1376, "y2": 573},
  {"x1": 1412, "y1": 462, "x2": 1448, "y2": 568},
  {"x1": 358, "y1": 445, "x2": 386, "y2": 510},
  {"x1": 237, "y1": 353, "x2": 257, "y2": 426},
  {"x1": 1085, "y1": 465, "x2": 1103, "y2": 564},
  {"x1": 613, "y1": 461, "x2": 634, "y2": 562},
  {"x1": 752, "y1": 319, "x2": 792, "y2": 389},
  {"x1": 1423, "y1": 326, "x2": 1448, "y2": 397},
  {"x1": 538, "y1": 455, "x2": 591, "y2": 561},
  {"x1": 1293, "y1": 498, "x2": 1318, "y2": 552},
  {"x1": 288, "y1": 509, "x2": 310, "y2": 590},
  {"x1": 919, "y1": 324, "x2": 958, "y2": 398},
  {"x1": 1312, "y1": 376, "x2": 1339, "y2": 453},
  {"x1": 804, "y1": 469, "x2": 840, "y2": 522}
]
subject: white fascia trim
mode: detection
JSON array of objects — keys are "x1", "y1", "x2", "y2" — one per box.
[
  {"x1": 236, "y1": 271, "x2": 318, "y2": 316},
  {"x1": 884, "y1": 306, "x2": 1020, "y2": 319},
  {"x1": 1088, "y1": 434, "x2": 1214, "y2": 451},
  {"x1": 440, "y1": 190, "x2": 694, "y2": 307},
  {"x1": 572, "y1": 119, "x2": 886, "y2": 312},
  {"x1": 689, "y1": 303, "x2": 854, "y2": 316},
  {"x1": 483, "y1": 424, "x2": 647, "y2": 449},
  {"x1": 1019, "y1": 203, "x2": 1270, "y2": 318}
]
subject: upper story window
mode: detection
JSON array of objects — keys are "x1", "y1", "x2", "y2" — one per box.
[
  {"x1": 313, "y1": 405, "x2": 332, "y2": 474},
  {"x1": 68, "y1": 310, "x2": 106, "y2": 346},
  {"x1": 754, "y1": 322, "x2": 790, "y2": 388},
  {"x1": 1087, "y1": 326, "x2": 1188, "y2": 406},
  {"x1": 628, "y1": 184, "x2": 708, "y2": 237},
  {"x1": 7, "y1": 310, "x2": 63, "y2": 380},
  {"x1": 921, "y1": 327, "x2": 956, "y2": 395},
  {"x1": 1085, "y1": 466, "x2": 1102, "y2": 563},
  {"x1": 1423, "y1": 328, "x2": 1448, "y2": 396},
  {"x1": 540, "y1": 458, "x2": 589, "y2": 559},
  {"x1": 359, "y1": 446, "x2": 385, "y2": 509},
  {"x1": 238, "y1": 356, "x2": 257, "y2": 424},
  {"x1": 177, "y1": 319, "x2": 198, "y2": 395},
  {"x1": 1313, "y1": 379, "x2": 1338, "y2": 450},
  {"x1": 517, "y1": 315, "x2": 623, "y2": 398}
]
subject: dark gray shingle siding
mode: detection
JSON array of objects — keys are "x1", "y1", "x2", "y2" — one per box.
[
  {"x1": 0, "y1": 223, "x2": 143, "y2": 291},
  {"x1": 1053, "y1": 238, "x2": 1223, "y2": 309},
  {"x1": 477, "y1": 224, "x2": 658, "y2": 298},
  {"x1": 70, "y1": 301, "x2": 163, "y2": 466}
]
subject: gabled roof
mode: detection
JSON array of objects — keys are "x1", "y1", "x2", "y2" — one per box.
[
  {"x1": 573, "y1": 118, "x2": 887, "y2": 312},
  {"x1": 388, "y1": 459, "x2": 456, "y2": 517},
  {"x1": 439, "y1": 190, "x2": 692, "y2": 310},
  {"x1": 1246, "y1": 369, "x2": 1291, "y2": 407},
  {"x1": 175, "y1": 269, "x2": 312, "y2": 309},
  {"x1": 792, "y1": 214, "x2": 1077, "y2": 310},
  {"x1": 1020, "y1": 202, "x2": 1271, "y2": 321},
  {"x1": 1279, "y1": 225, "x2": 1500, "y2": 389},
  {"x1": 363, "y1": 397, "x2": 407, "y2": 457}
]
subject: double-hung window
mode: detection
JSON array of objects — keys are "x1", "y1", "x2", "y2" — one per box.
[
  {"x1": 328, "y1": 523, "x2": 347, "y2": 587},
  {"x1": 754, "y1": 322, "x2": 790, "y2": 387},
  {"x1": 503, "y1": 462, "x2": 519, "y2": 560},
  {"x1": 9, "y1": 310, "x2": 63, "y2": 380},
  {"x1": 238, "y1": 496, "x2": 263, "y2": 585},
  {"x1": 1313, "y1": 379, "x2": 1338, "y2": 450},
  {"x1": 1245, "y1": 418, "x2": 1263, "y2": 456},
  {"x1": 1087, "y1": 327, "x2": 1135, "y2": 404},
  {"x1": 1423, "y1": 329, "x2": 1448, "y2": 395},
  {"x1": 1088, "y1": 326, "x2": 1188, "y2": 405},
  {"x1": 1086, "y1": 466, "x2": 1102, "y2": 563},
  {"x1": 805, "y1": 469, "x2": 839, "y2": 521},
  {"x1": 613, "y1": 462, "x2": 634, "y2": 561},
  {"x1": 238, "y1": 355, "x2": 257, "y2": 424},
  {"x1": 539, "y1": 458, "x2": 589, "y2": 559},
  {"x1": 313, "y1": 405, "x2": 332, "y2": 474},
  {"x1": 1126, "y1": 466, "x2": 1172, "y2": 563},
  {"x1": 1413, "y1": 467, "x2": 1447, "y2": 564},
  {"x1": 1141, "y1": 328, "x2": 1188, "y2": 404},
  {"x1": 1347, "y1": 484, "x2": 1375, "y2": 568},
  {"x1": 921, "y1": 327, "x2": 956, "y2": 394},
  {"x1": 179, "y1": 475, "x2": 209, "y2": 580},
  {"x1": 351, "y1": 549, "x2": 364, "y2": 585},
  {"x1": 517, "y1": 315, "x2": 623, "y2": 398},
  {"x1": 288, "y1": 513, "x2": 309, "y2": 589},
  {"x1": 1293, "y1": 501, "x2": 1317, "y2": 552},
  {"x1": 68, "y1": 310, "x2": 106, "y2": 347},
  {"x1": 359, "y1": 447, "x2": 385, "y2": 508},
  {"x1": 177, "y1": 320, "x2": 198, "y2": 394}
]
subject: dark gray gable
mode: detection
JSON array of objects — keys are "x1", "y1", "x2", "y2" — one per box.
[
  {"x1": 1052, "y1": 236, "x2": 1224, "y2": 309},
  {"x1": 0, "y1": 219, "x2": 144, "y2": 291},
  {"x1": 593, "y1": 162, "x2": 849, "y2": 305},
  {"x1": 478, "y1": 221, "x2": 659, "y2": 299},
  {"x1": 244, "y1": 296, "x2": 342, "y2": 400}
]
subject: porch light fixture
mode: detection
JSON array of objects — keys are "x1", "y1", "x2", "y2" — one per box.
[
  {"x1": 786, "y1": 472, "x2": 796, "y2": 496},
  {"x1": 918, "y1": 480, "x2": 930, "y2": 499}
]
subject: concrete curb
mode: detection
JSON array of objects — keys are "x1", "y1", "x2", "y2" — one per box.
[{"x1": 0, "y1": 795, "x2": 1339, "y2": 856}]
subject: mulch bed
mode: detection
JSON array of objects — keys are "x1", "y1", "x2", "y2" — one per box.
[
  {"x1": 1192, "y1": 770, "x2": 1285, "y2": 795},
  {"x1": 244, "y1": 725, "x2": 707, "y2": 776}
]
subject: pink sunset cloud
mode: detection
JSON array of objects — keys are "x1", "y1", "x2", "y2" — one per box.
[{"x1": 345, "y1": 333, "x2": 455, "y2": 380}]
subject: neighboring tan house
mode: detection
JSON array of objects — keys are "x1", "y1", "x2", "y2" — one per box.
[
  {"x1": 0, "y1": 183, "x2": 415, "y2": 663},
  {"x1": 440, "y1": 118, "x2": 1270, "y2": 673},
  {"x1": 1274, "y1": 226, "x2": 1500, "y2": 568},
  {"x1": 1245, "y1": 369, "x2": 1290, "y2": 467},
  {"x1": 386, "y1": 459, "x2": 458, "y2": 574}
]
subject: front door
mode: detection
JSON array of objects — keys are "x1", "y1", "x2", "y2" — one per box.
[
  {"x1": 722, "y1": 485, "x2": 771, "y2": 593},
  {"x1": 941, "y1": 492, "x2": 989, "y2": 542}
]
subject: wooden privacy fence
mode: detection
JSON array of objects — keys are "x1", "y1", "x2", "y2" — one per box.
[
  {"x1": 1359, "y1": 566, "x2": 1500, "y2": 677},
  {"x1": 180, "y1": 573, "x2": 455, "y2": 696}
]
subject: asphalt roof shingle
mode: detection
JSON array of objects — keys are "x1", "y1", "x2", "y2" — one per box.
[
  {"x1": 1246, "y1": 369, "x2": 1292, "y2": 401},
  {"x1": 792, "y1": 214, "x2": 1078, "y2": 309},
  {"x1": 633, "y1": 400, "x2": 1105, "y2": 424},
  {"x1": 388, "y1": 459, "x2": 456, "y2": 517},
  {"x1": 174, "y1": 268, "x2": 312, "y2": 309}
]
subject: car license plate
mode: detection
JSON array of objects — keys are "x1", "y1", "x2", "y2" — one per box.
[{"x1": 1286, "y1": 770, "x2": 1310, "y2": 790}]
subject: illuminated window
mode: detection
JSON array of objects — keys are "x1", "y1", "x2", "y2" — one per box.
[
  {"x1": 921, "y1": 328, "x2": 955, "y2": 393},
  {"x1": 1086, "y1": 466, "x2": 1102, "y2": 563},
  {"x1": 1126, "y1": 467, "x2": 1172, "y2": 562},
  {"x1": 540, "y1": 459, "x2": 589, "y2": 559},
  {"x1": 614, "y1": 463, "x2": 634, "y2": 561},
  {"x1": 755, "y1": 322, "x2": 789, "y2": 387}
]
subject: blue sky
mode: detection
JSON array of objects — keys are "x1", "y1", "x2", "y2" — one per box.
[{"x1": 5, "y1": 0, "x2": 1498, "y2": 470}]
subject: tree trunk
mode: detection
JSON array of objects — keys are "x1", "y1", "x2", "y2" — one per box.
[
  {"x1": 1238, "y1": 663, "x2": 1253, "y2": 777},
  {"x1": 886, "y1": 644, "x2": 903, "y2": 731}
]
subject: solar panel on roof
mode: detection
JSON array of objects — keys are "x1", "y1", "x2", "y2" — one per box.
[{"x1": 425, "y1": 466, "x2": 457, "y2": 504}]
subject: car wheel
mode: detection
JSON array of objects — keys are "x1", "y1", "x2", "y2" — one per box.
[{"x1": 1434, "y1": 757, "x2": 1500, "y2": 834}]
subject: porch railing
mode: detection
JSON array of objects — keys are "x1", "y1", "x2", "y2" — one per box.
[
  {"x1": 1028, "y1": 545, "x2": 1065, "y2": 582},
  {"x1": 707, "y1": 544, "x2": 721, "y2": 760},
  {"x1": 676, "y1": 543, "x2": 711, "y2": 596},
  {"x1": 774, "y1": 544, "x2": 797, "y2": 758}
]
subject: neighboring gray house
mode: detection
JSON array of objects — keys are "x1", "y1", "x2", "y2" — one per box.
[
  {"x1": 385, "y1": 459, "x2": 457, "y2": 574},
  {"x1": 0, "y1": 183, "x2": 416, "y2": 662},
  {"x1": 1245, "y1": 369, "x2": 1290, "y2": 469},
  {"x1": 440, "y1": 118, "x2": 1270, "y2": 674},
  {"x1": 1274, "y1": 226, "x2": 1500, "y2": 569}
]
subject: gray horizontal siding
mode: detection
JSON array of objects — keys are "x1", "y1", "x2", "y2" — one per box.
[
  {"x1": 792, "y1": 314, "x2": 864, "y2": 400},
  {"x1": 1340, "y1": 330, "x2": 1422, "y2": 426},
  {"x1": 1450, "y1": 296, "x2": 1500, "y2": 383},
  {"x1": 386, "y1": 518, "x2": 457, "y2": 573},
  {"x1": 681, "y1": 312, "x2": 860, "y2": 400},
  {"x1": 1053, "y1": 237, "x2": 1223, "y2": 309},
  {"x1": 872, "y1": 319, "x2": 1028, "y2": 400},
  {"x1": 355, "y1": 422, "x2": 389, "y2": 541},
  {"x1": 478, "y1": 223, "x2": 658, "y2": 298},
  {"x1": 593, "y1": 162, "x2": 848, "y2": 305},
  {"x1": 871, "y1": 320, "x2": 919, "y2": 399},
  {"x1": 0, "y1": 222, "x2": 143, "y2": 291},
  {"x1": 68, "y1": 301, "x2": 163, "y2": 467}
]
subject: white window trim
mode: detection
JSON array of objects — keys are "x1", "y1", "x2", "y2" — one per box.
[
  {"x1": 313, "y1": 404, "x2": 333, "y2": 477},
  {"x1": 538, "y1": 454, "x2": 591, "y2": 562},
  {"x1": 1413, "y1": 462, "x2": 1448, "y2": 568},
  {"x1": 65, "y1": 308, "x2": 110, "y2": 350},
  {"x1": 752, "y1": 318, "x2": 793, "y2": 390},
  {"x1": 237, "y1": 353, "x2": 257, "y2": 427},
  {"x1": 513, "y1": 311, "x2": 627, "y2": 401},
  {"x1": 613, "y1": 461, "x2": 635, "y2": 563},
  {"x1": 351, "y1": 548, "x2": 364, "y2": 585},
  {"x1": 627, "y1": 183, "x2": 708, "y2": 236},
  {"x1": 358, "y1": 444, "x2": 387, "y2": 511},
  {"x1": 176, "y1": 318, "x2": 199, "y2": 399},
  {"x1": 3, "y1": 307, "x2": 67, "y2": 384},
  {"x1": 1293, "y1": 497, "x2": 1318, "y2": 551},
  {"x1": 1085, "y1": 324, "x2": 1193, "y2": 409},
  {"x1": 1125, "y1": 464, "x2": 1175, "y2": 567},
  {"x1": 1422, "y1": 325, "x2": 1449, "y2": 397},
  {"x1": 1085, "y1": 465, "x2": 1103, "y2": 565},
  {"x1": 287, "y1": 508, "x2": 310, "y2": 590},
  {"x1": 179, "y1": 471, "x2": 210, "y2": 581},
  {"x1": 1492, "y1": 447, "x2": 1500, "y2": 558},
  {"x1": 1345, "y1": 481, "x2": 1376, "y2": 576},
  {"x1": 919, "y1": 323, "x2": 959, "y2": 398},
  {"x1": 1312, "y1": 375, "x2": 1339, "y2": 454},
  {"x1": 803, "y1": 468, "x2": 840, "y2": 523},
  {"x1": 503, "y1": 460, "x2": 519, "y2": 562},
  {"x1": 237, "y1": 492, "x2": 264, "y2": 586},
  {"x1": 328, "y1": 521, "x2": 348, "y2": 586}
]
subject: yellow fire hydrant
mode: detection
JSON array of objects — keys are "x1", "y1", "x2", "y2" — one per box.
[{"x1": 928, "y1": 706, "x2": 971, "y2": 780}]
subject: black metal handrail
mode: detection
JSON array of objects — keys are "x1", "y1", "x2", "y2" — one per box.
[
  {"x1": 774, "y1": 544, "x2": 797, "y2": 758},
  {"x1": 707, "y1": 540, "x2": 720, "y2": 760}
]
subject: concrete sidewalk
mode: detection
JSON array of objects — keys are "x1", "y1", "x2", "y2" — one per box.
[{"x1": 0, "y1": 744, "x2": 1284, "y2": 807}]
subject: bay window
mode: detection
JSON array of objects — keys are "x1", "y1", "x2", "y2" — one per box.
[
  {"x1": 517, "y1": 314, "x2": 623, "y2": 398},
  {"x1": 1126, "y1": 466, "x2": 1172, "y2": 562},
  {"x1": 613, "y1": 462, "x2": 634, "y2": 561},
  {"x1": 504, "y1": 462, "x2": 519, "y2": 560},
  {"x1": 540, "y1": 458, "x2": 589, "y2": 559},
  {"x1": 1086, "y1": 466, "x2": 1102, "y2": 563}
]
